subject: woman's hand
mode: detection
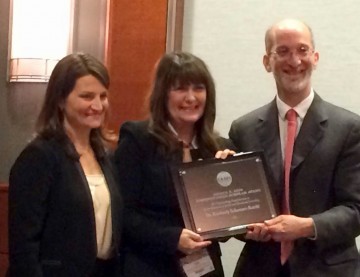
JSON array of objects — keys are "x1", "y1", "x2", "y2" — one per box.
[
  {"x1": 178, "y1": 229, "x2": 212, "y2": 255},
  {"x1": 215, "y1": 149, "x2": 236, "y2": 159}
]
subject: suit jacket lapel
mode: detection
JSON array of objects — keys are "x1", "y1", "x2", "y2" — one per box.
[
  {"x1": 292, "y1": 93, "x2": 327, "y2": 169},
  {"x1": 255, "y1": 100, "x2": 283, "y2": 189}
]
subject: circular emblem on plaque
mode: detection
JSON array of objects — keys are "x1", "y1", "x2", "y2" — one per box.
[{"x1": 216, "y1": 171, "x2": 232, "y2": 187}]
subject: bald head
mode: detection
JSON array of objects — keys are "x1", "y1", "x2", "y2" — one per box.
[{"x1": 265, "y1": 19, "x2": 315, "y2": 54}]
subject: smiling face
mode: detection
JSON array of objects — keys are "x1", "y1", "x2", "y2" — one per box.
[
  {"x1": 263, "y1": 19, "x2": 319, "y2": 105},
  {"x1": 149, "y1": 52, "x2": 216, "y2": 145},
  {"x1": 167, "y1": 83, "x2": 206, "y2": 131},
  {"x1": 63, "y1": 74, "x2": 108, "y2": 134}
]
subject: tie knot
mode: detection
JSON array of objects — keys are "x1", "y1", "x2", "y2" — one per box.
[{"x1": 286, "y1": 109, "x2": 297, "y2": 122}]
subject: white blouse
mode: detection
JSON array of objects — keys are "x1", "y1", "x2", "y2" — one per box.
[{"x1": 86, "y1": 174, "x2": 113, "y2": 259}]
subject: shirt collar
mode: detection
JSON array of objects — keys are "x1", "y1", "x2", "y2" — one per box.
[
  {"x1": 276, "y1": 88, "x2": 314, "y2": 120},
  {"x1": 167, "y1": 122, "x2": 198, "y2": 148}
]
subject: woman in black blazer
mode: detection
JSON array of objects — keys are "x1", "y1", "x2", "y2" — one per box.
[
  {"x1": 114, "y1": 52, "x2": 233, "y2": 277},
  {"x1": 8, "y1": 53, "x2": 123, "y2": 277}
]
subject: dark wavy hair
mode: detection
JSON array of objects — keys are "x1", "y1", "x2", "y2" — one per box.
[
  {"x1": 149, "y1": 52, "x2": 219, "y2": 154},
  {"x1": 36, "y1": 53, "x2": 115, "y2": 157}
]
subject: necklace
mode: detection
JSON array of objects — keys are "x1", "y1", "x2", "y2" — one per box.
[{"x1": 182, "y1": 141, "x2": 191, "y2": 148}]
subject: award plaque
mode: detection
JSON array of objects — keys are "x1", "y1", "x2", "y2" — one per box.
[{"x1": 171, "y1": 151, "x2": 277, "y2": 239}]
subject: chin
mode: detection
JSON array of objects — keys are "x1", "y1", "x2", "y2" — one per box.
[
  {"x1": 184, "y1": 116, "x2": 202, "y2": 124},
  {"x1": 281, "y1": 78, "x2": 309, "y2": 92},
  {"x1": 86, "y1": 122, "x2": 103, "y2": 129}
]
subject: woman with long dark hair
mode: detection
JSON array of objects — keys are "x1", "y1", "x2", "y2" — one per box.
[
  {"x1": 114, "y1": 52, "x2": 233, "y2": 277},
  {"x1": 8, "y1": 53, "x2": 123, "y2": 277}
]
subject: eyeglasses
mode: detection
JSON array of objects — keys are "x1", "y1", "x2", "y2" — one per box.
[{"x1": 270, "y1": 46, "x2": 314, "y2": 60}]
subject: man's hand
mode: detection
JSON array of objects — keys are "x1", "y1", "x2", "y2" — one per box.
[
  {"x1": 265, "y1": 215, "x2": 315, "y2": 242},
  {"x1": 245, "y1": 223, "x2": 272, "y2": 242}
]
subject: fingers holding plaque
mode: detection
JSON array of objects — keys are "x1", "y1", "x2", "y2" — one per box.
[{"x1": 171, "y1": 151, "x2": 277, "y2": 240}]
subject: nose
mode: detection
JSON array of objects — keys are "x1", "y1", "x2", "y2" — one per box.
[
  {"x1": 91, "y1": 96, "x2": 103, "y2": 111},
  {"x1": 184, "y1": 88, "x2": 196, "y2": 102},
  {"x1": 287, "y1": 51, "x2": 302, "y2": 67}
]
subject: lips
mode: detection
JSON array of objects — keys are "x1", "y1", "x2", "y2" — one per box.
[
  {"x1": 84, "y1": 113, "x2": 104, "y2": 122},
  {"x1": 85, "y1": 110, "x2": 103, "y2": 116},
  {"x1": 282, "y1": 70, "x2": 306, "y2": 82},
  {"x1": 283, "y1": 68, "x2": 304, "y2": 75},
  {"x1": 180, "y1": 104, "x2": 199, "y2": 111}
]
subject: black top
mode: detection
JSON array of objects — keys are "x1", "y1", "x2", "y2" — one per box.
[
  {"x1": 8, "y1": 136, "x2": 123, "y2": 277},
  {"x1": 114, "y1": 120, "x2": 231, "y2": 277}
]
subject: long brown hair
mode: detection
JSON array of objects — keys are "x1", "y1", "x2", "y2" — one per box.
[
  {"x1": 149, "y1": 52, "x2": 219, "y2": 154},
  {"x1": 36, "y1": 53, "x2": 115, "y2": 156}
]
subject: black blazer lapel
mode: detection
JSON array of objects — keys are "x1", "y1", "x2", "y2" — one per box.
[
  {"x1": 255, "y1": 100, "x2": 283, "y2": 189},
  {"x1": 100, "y1": 157, "x2": 123, "y2": 253},
  {"x1": 292, "y1": 94, "x2": 327, "y2": 169}
]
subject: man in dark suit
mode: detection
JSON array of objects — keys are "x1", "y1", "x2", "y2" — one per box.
[{"x1": 229, "y1": 18, "x2": 360, "y2": 277}]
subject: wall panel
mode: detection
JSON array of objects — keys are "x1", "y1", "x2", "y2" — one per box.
[{"x1": 107, "y1": 0, "x2": 168, "y2": 131}]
